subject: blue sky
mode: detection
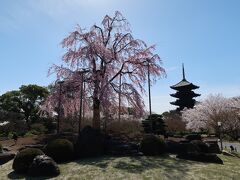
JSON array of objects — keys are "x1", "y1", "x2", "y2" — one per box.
[{"x1": 0, "y1": 0, "x2": 240, "y2": 113}]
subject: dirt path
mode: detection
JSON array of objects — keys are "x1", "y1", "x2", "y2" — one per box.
[{"x1": 0, "y1": 136, "x2": 44, "y2": 153}]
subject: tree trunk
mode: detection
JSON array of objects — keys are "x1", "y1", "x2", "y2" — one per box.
[{"x1": 93, "y1": 97, "x2": 101, "y2": 129}]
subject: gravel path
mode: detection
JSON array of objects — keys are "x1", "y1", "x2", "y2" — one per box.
[{"x1": 220, "y1": 141, "x2": 240, "y2": 152}]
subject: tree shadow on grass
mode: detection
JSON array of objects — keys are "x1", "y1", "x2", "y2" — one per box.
[
  {"x1": 113, "y1": 155, "x2": 197, "y2": 176},
  {"x1": 7, "y1": 171, "x2": 56, "y2": 180},
  {"x1": 73, "y1": 155, "x2": 198, "y2": 177},
  {"x1": 73, "y1": 156, "x2": 115, "y2": 172}
]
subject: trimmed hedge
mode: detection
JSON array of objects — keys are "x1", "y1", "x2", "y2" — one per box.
[
  {"x1": 12, "y1": 148, "x2": 44, "y2": 173},
  {"x1": 140, "y1": 135, "x2": 166, "y2": 156},
  {"x1": 44, "y1": 139, "x2": 74, "y2": 162}
]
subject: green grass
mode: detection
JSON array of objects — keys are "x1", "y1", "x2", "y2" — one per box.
[{"x1": 0, "y1": 155, "x2": 240, "y2": 180}]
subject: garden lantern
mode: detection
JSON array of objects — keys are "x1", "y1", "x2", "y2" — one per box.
[{"x1": 217, "y1": 121, "x2": 223, "y2": 151}]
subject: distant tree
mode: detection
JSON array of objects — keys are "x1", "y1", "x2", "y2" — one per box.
[
  {"x1": 162, "y1": 110, "x2": 186, "y2": 133},
  {"x1": 44, "y1": 11, "x2": 166, "y2": 129},
  {"x1": 0, "y1": 84, "x2": 49, "y2": 125},
  {"x1": 182, "y1": 94, "x2": 240, "y2": 140},
  {"x1": 142, "y1": 114, "x2": 166, "y2": 135},
  {"x1": 0, "y1": 91, "x2": 22, "y2": 113},
  {"x1": 19, "y1": 85, "x2": 49, "y2": 124}
]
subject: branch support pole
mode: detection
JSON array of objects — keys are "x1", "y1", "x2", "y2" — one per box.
[
  {"x1": 118, "y1": 73, "x2": 122, "y2": 123},
  {"x1": 147, "y1": 60, "x2": 153, "y2": 133},
  {"x1": 78, "y1": 72, "x2": 84, "y2": 136},
  {"x1": 57, "y1": 81, "x2": 64, "y2": 134}
]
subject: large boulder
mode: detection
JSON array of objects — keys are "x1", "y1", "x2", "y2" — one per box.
[
  {"x1": 44, "y1": 139, "x2": 74, "y2": 163},
  {"x1": 165, "y1": 140, "x2": 181, "y2": 154},
  {"x1": 13, "y1": 148, "x2": 44, "y2": 173},
  {"x1": 0, "y1": 152, "x2": 15, "y2": 165},
  {"x1": 140, "y1": 135, "x2": 166, "y2": 156},
  {"x1": 191, "y1": 140, "x2": 209, "y2": 153},
  {"x1": 204, "y1": 140, "x2": 221, "y2": 154},
  {"x1": 177, "y1": 152, "x2": 223, "y2": 164},
  {"x1": 75, "y1": 126, "x2": 105, "y2": 157},
  {"x1": 178, "y1": 142, "x2": 200, "y2": 155},
  {"x1": 28, "y1": 155, "x2": 60, "y2": 177},
  {"x1": 166, "y1": 140, "x2": 211, "y2": 154}
]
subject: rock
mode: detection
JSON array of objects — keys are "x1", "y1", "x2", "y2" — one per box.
[
  {"x1": 28, "y1": 155, "x2": 60, "y2": 177},
  {"x1": 178, "y1": 142, "x2": 200, "y2": 154},
  {"x1": 177, "y1": 152, "x2": 223, "y2": 164},
  {"x1": 204, "y1": 140, "x2": 221, "y2": 154},
  {"x1": 191, "y1": 140, "x2": 209, "y2": 153},
  {"x1": 3, "y1": 147, "x2": 11, "y2": 152},
  {"x1": 0, "y1": 152, "x2": 15, "y2": 165},
  {"x1": 165, "y1": 140, "x2": 181, "y2": 154},
  {"x1": 166, "y1": 140, "x2": 210, "y2": 155}
]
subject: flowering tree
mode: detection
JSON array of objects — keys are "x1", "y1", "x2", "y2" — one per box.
[
  {"x1": 43, "y1": 11, "x2": 165, "y2": 129},
  {"x1": 182, "y1": 94, "x2": 240, "y2": 140}
]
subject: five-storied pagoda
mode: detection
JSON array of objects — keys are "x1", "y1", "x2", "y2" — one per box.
[{"x1": 170, "y1": 64, "x2": 200, "y2": 111}]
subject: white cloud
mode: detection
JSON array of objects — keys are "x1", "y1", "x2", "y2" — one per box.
[
  {"x1": 0, "y1": 0, "x2": 115, "y2": 33},
  {"x1": 166, "y1": 66, "x2": 179, "y2": 73},
  {"x1": 143, "y1": 95, "x2": 174, "y2": 114}
]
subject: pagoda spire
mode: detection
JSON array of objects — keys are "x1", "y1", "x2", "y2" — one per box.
[{"x1": 182, "y1": 63, "x2": 186, "y2": 80}]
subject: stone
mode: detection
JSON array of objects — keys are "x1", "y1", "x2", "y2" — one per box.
[
  {"x1": 0, "y1": 152, "x2": 15, "y2": 165},
  {"x1": 204, "y1": 140, "x2": 221, "y2": 154},
  {"x1": 165, "y1": 140, "x2": 181, "y2": 154},
  {"x1": 28, "y1": 155, "x2": 60, "y2": 177}
]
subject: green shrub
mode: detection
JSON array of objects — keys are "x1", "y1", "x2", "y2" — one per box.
[
  {"x1": 185, "y1": 134, "x2": 202, "y2": 141},
  {"x1": 30, "y1": 123, "x2": 47, "y2": 134},
  {"x1": 8, "y1": 132, "x2": 14, "y2": 139},
  {"x1": 44, "y1": 139, "x2": 74, "y2": 162},
  {"x1": 12, "y1": 148, "x2": 44, "y2": 173},
  {"x1": 140, "y1": 135, "x2": 166, "y2": 156}
]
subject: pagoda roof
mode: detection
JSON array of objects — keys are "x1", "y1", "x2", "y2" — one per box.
[
  {"x1": 170, "y1": 64, "x2": 199, "y2": 90},
  {"x1": 170, "y1": 79, "x2": 199, "y2": 90},
  {"x1": 170, "y1": 91, "x2": 201, "y2": 98}
]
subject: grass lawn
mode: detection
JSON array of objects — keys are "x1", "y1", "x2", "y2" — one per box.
[{"x1": 0, "y1": 155, "x2": 239, "y2": 180}]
